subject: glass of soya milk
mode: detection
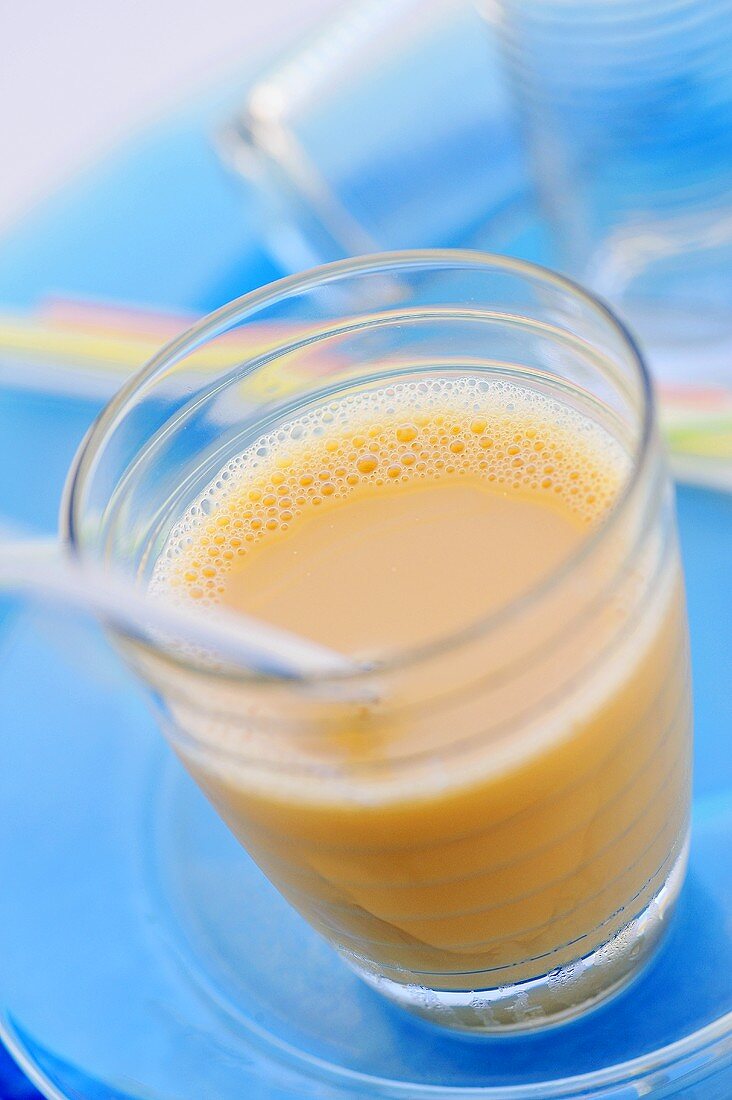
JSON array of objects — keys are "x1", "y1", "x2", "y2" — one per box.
[{"x1": 63, "y1": 252, "x2": 692, "y2": 1033}]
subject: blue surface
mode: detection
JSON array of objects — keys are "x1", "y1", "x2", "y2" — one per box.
[{"x1": 1, "y1": 41, "x2": 731, "y2": 1100}]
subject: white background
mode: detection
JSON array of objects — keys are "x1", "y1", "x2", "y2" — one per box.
[{"x1": 0, "y1": 0, "x2": 339, "y2": 233}]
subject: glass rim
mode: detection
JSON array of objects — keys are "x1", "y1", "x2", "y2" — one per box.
[{"x1": 63, "y1": 248, "x2": 655, "y2": 686}]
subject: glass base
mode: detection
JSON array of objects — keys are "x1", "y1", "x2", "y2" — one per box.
[{"x1": 348, "y1": 838, "x2": 689, "y2": 1035}]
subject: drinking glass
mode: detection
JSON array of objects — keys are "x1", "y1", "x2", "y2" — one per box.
[
  {"x1": 492, "y1": 0, "x2": 732, "y2": 384},
  {"x1": 63, "y1": 251, "x2": 692, "y2": 1033}
]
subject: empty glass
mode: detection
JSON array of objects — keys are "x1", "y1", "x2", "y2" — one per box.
[{"x1": 493, "y1": 0, "x2": 732, "y2": 383}]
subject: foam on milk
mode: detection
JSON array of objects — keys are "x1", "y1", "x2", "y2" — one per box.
[{"x1": 151, "y1": 377, "x2": 629, "y2": 607}]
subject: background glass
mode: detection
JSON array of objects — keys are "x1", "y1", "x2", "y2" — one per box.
[{"x1": 493, "y1": 0, "x2": 732, "y2": 385}]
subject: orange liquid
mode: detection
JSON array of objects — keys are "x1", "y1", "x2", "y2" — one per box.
[{"x1": 152, "y1": 378, "x2": 691, "y2": 992}]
